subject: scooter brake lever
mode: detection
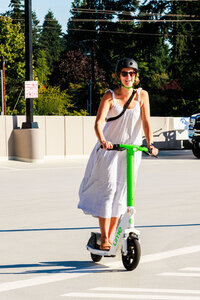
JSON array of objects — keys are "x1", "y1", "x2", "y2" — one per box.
[
  {"x1": 146, "y1": 149, "x2": 158, "y2": 158},
  {"x1": 141, "y1": 145, "x2": 158, "y2": 158}
]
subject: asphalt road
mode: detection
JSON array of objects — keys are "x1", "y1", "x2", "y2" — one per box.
[{"x1": 0, "y1": 150, "x2": 200, "y2": 300}]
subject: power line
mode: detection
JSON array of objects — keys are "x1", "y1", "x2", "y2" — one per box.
[
  {"x1": 72, "y1": 8, "x2": 198, "y2": 18},
  {"x1": 68, "y1": 28, "x2": 200, "y2": 38},
  {"x1": 71, "y1": 18, "x2": 200, "y2": 23}
]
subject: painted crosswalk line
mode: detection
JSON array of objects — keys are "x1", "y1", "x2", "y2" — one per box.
[
  {"x1": 158, "y1": 266, "x2": 200, "y2": 278},
  {"x1": 159, "y1": 272, "x2": 200, "y2": 277},
  {"x1": 140, "y1": 244, "x2": 200, "y2": 263},
  {"x1": 181, "y1": 267, "x2": 200, "y2": 272},
  {"x1": 62, "y1": 287, "x2": 200, "y2": 299},
  {"x1": 61, "y1": 293, "x2": 200, "y2": 299},
  {"x1": 92, "y1": 287, "x2": 200, "y2": 295},
  {"x1": 0, "y1": 244, "x2": 200, "y2": 293}
]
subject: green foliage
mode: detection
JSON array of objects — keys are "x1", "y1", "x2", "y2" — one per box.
[
  {"x1": 32, "y1": 85, "x2": 88, "y2": 116},
  {"x1": 55, "y1": 48, "x2": 108, "y2": 113},
  {"x1": 39, "y1": 10, "x2": 63, "y2": 72},
  {"x1": 67, "y1": 0, "x2": 200, "y2": 116},
  {"x1": 1, "y1": 0, "x2": 200, "y2": 117},
  {"x1": 0, "y1": 16, "x2": 25, "y2": 108},
  {"x1": 34, "y1": 49, "x2": 51, "y2": 84},
  {"x1": 7, "y1": 0, "x2": 24, "y2": 27}
]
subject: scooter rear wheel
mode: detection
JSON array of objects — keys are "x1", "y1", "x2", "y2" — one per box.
[
  {"x1": 122, "y1": 236, "x2": 141, "y2": 271},
  {"x1": 192, "y1": 143, "x2": 200, "y2": 158},
  {"x1": 91, "y1": 253, "x2": 102, "y2": 262}
]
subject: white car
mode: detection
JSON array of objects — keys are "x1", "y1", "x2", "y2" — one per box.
[{"x1": 188, "y1": 113, "x2": 200, "y2": 158}]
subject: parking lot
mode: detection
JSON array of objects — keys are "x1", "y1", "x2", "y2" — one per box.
[{"x1": 0, "y1": 150, "x2": 200, "y2": 299}]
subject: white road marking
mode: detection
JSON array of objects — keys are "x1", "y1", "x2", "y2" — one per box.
[
  {"x1": 105, "y1": 244, "x2": 200, "y2": 269},
  {"x1": 1, "y1": 244, "x2": 200, "y2": 293},
  {"x1": 0, "y1": 273, "x2": 86, "y2": 292},
  {"x1": 159, "y1": 272, "x2": 200, "y2": 278},
  {"x1": 0, "y1": 166, "x2": 21, "y2": 171},
  {"x1": 61, "y1": 292, "x2": 200, "y2": 299},
  {"x1": 181, "y1": 267, "x2": 200, "y2": 272},
  {"x1": 92, "y1": 287, "x2": 200, "y2": 295},
  {"x1": 140, "y1": 245, "x2": 200, "y2": 263}
]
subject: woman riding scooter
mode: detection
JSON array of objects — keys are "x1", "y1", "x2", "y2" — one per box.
[{"x1": 78, "y1": 58, "x2": 158, "y2": 250}]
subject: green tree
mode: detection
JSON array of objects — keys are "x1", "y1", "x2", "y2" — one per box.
[
  {"x1": 66, "y1": 0, "x2": 141, "y2": 109},
  {"x1": 0, "y1": 16, "x2": 25, "y2": 112},
  {"x1": 170, "y1": 0, "x2": 200, "y2": 115},
  {"x1": 135, "y1": 0, "x2": 170, "y2": 115},
  {"x1": 18, "y1": 85, "x2": 88, "y2": 116},
  {"x1": 34, "y1": 49, "x2": 50, "y2": 84},
  {"x1": 65, "y1": 0, "x2": 200, "y2": 117},
  {"x1": 4, "y1": 1, "x2": 42, "y2": 80},
  {"x1": 7, "y1": 0, "x2": 24, "y2": 27},
  {"x1": 39, "y1": 10, "x2": 63, "y2": 72},
  {"x1": 32, "y1": 11, "x2": 42, "y2": 63}
]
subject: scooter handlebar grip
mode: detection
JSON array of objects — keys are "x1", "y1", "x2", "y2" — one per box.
[{"x1": 100, "y1": 144, "x2": 124, "y2": 151}]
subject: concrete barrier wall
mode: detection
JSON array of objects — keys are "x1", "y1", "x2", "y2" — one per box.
[{"x1": 0, "y1": 115, "x2": 189, "y2": 161}]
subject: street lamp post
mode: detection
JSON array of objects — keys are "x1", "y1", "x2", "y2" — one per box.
[
  {"x1": 82, "y1": 39, "x2": 96, "y2": 115},
  {"x1": 22, "y1": 0, "x2": 38, "y2": 129}
]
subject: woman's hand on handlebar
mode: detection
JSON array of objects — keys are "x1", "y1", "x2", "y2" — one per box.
[
  {"x1": 148, "y1": 144, "x2": 158, "y2": 157},
  {"x1": 101, "y1": 140, "x2": 113, "y2": 150}
]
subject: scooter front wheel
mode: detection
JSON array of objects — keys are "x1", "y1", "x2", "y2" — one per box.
[
  {"x1": 122, "y1": 236, "x2": 141, "y2": 271},
  {"x1": 91, "y1": 253, "x2": 102, "y2": 262}
]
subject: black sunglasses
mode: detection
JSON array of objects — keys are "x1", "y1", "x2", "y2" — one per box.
[{"x1": 121, "y1": 71, "x2": 136, "y2": 77}]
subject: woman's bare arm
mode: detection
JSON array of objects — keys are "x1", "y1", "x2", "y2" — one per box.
[
  {"x1": 94, "y1": 91, "x2": 113, "y2": 149},
  {"x1": 140, "y1": 90, "x2": 158, "y2": 156}
]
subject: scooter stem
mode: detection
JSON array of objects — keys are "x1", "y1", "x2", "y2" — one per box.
[{"x1": 127, "y1": 148, "x2": 135, "y2": 207}]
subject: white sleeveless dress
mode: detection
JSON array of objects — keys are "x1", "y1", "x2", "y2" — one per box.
[{"x1": 78, "y1": 88, "x2": 143, "y2": 218}]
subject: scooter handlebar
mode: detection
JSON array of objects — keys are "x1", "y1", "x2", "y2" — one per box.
[{"x1": 100, "y1": 144, "x2": 158, "y2": 157}]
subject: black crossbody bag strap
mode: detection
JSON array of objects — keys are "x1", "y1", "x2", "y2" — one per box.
[{"x1": 106, "y1": 90, "x2": 136, "y2": 123}]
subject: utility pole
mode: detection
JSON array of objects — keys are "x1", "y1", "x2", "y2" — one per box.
[
  {"x1": 91, "y1": 41, "x2": 95, "y2": 115},
  {"x1": 22, "y1": 0, "x2": 38, "y2": 128},
  {"x1": 82, "y1": 39, "x2": 96, "y2": 115},
  {"x1": 2, "y1": 56, "x2": 6, "y2": 115}
]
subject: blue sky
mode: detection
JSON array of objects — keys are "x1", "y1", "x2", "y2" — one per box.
[{"x1": 0, "y1": 0, "x2": 74, "y2": 33}]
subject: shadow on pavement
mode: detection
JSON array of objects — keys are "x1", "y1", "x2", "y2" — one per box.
[{"x1": 0, "y1": 260, "x2": 124, "y2": 275}]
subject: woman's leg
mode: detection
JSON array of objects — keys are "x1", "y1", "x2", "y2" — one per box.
[
  {"x1": 98, "y1": 217, "x2": 111, "y2": 249},
  {"x1": 108, "y1": 217, "x2": 119, "y2": 244},
  {"x1": 98, "y1": 217, "x2": 119, "y2": 249}
]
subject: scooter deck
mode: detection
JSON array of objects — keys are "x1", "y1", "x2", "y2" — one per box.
[{"x1": 87, "y1": 245, "x2": 116, "y2": 257}]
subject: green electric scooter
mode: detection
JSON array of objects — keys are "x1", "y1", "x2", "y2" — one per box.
[{"x1": 87, "y1": 144, "x2": 155, "y2": 271}]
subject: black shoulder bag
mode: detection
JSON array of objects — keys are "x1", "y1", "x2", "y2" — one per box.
[{"x1": 105, "y1": 90, "x2": 136, "y2": 122}]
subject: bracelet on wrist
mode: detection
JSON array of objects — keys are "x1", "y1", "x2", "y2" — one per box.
[{"x1": 147, "y1": 143, "x2": 154, "y2": 147}]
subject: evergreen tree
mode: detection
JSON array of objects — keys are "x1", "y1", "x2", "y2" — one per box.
[
  {"x1": 34, "y1": 49, "x2": 50, "y2": 84},
  {"x1": 8, "y1": 0, "x2": 24, "y2": 27},
  {"x1": 164, "y1": 0, "x2": 200, "y2": 115},
  {"x1": 39, "y1": 10, "x2": 63, "y2": 72},
  {"x1": 65, "y1": 0, "x2": 200, "y2": 116},
  {"x1": 66, "y1": 1, "x2": 140, "y2": 83},
  {"x1": 32, "y1": 11, "x2": 41, "y2": 61}
]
